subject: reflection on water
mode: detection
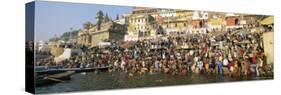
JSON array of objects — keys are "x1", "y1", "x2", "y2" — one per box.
[{"x1": 35, "y1": 72, "x2": 273, "y2": 94}]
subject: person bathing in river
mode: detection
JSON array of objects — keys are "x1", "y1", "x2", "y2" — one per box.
[
  {"x1": 222, "y1": 57, "x2": 230, "y2": 76},
  {"x1": 154, "y1": 59, "x2": 161, "y2": 72},
  {"x1": 120, "y1": 58, "x2": 126, "y2": 71},
  {"x1": 203, "y1": 58, "x2": 210, "y2": 74},
  {"x1": 216, "y1": 58, "x2": 223, "y2": 75},
  {"x1": 197, "y1": 58, "x2": 203, "y2": 74}
]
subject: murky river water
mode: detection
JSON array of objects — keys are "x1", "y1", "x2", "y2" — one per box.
[{"x1": 35, "y1": 72, "x2": 273, "y2": 94}]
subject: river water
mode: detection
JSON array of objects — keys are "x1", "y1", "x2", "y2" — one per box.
[{"x1": 35, "y1": 72, "x2": 273, "y2": 94}]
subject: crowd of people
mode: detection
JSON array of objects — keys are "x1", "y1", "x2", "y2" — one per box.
[{"x1": 36, "y1": 29, "x2": 273, "y2": 78}]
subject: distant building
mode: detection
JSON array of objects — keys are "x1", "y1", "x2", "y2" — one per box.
[
  {"x1": 207, "y1": 12, "x2": 226, "y2": 31},
  {"x1": 190, "y1": 11, "x2": 209, "y2": 34},
  {"x1": 158, "y1": 9, "x2": 177, "y2": 18},
  {"x1": 77, "y1": 8, "x2": 269, "y2": 43},
  {"x1": 132, "y1": 7, "x2": 158, "y2": 15},
  {"x1": 128, "y1": 8, "x2": 197, "y2": 39},
  {"x1": 78, "y1": 21, "x2": 127, "y2": 47},
  {"x1": 241, "y1": 14, "x2": 266, "y2": 29},
  {"x1": 36, "y1": 40, "x2": 50, "y2": 53},
  {"x1": 126, "y1": 14, "x2": 157, "y2": 41},
  {"x1": 191, "y1": 11, "x2": 208, "y2": 28},
  {"x1": 161, "y1": 19, "x2": 188, "y2": 36},
  {"x1": 114, "y1": 13, "x2": 130, "y2": 25},
  {"x1": 225, "y1": 13, "x2": 242, "y2": 29},
  {"x1": 159, "y1": 10, "x2": 192, "y2": 35}
]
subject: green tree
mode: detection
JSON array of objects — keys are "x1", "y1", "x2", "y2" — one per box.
[
  {"x1": 147, "y1": 15, "x2": 158, "y2": 28},
  {"x1": 83, "y1": 21, "x2": 92, "y2": 30},
  {"x1": 96, "y1": 10, "x2": 104, "y2": 30},
  {"x1": 60, "y1": 29, "x2": 79, "y2": 41},
  {"x1": 147, "y1": 15, "x2": 156, "y2": 24},
  {"x1": 104, "y1": 13, "x2": 110, "y2": 22}
]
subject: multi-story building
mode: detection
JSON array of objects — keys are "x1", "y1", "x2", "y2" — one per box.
[
  {"x1": 126, "y1": 8, "x2": 197, "y2": 40},
  {"x1": 125, "y1": 8, "x2": 267, "y2": 41},
  {"x1": 225, "y1": 13, "x2": 242, "y2": 29},
  {"x1": 114, "y1": 13, "x2": 130, "y2": 25},
  {"x1": 190, "y1": 11, "x2": 209, "y2": 34},
  {"x1": 78, "y1": 21, "x2": 127, "y2": 47},
  {"x1": 207, "y1": 12, "x2": 226, "y2": 31},
  {"x1": 241, "y1": 14, "x2": 265, "y2": 28},
  {"x1": 125, "y1": 14, "x2": 157, "y2": 41},
  {"x1": 161, "y1": 19, "x2": 189, "y2": 36},
  {"x1": 159, "y1": 10, "x2": 193, "y2": 36}
]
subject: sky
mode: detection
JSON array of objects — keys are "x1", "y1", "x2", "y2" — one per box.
[{"x1": 34, "y1": 1, "x2": 133, "y2": 41}]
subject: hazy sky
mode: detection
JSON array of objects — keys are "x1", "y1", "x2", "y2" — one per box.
[{"x1": 34, "y1": 1, "x2": 133, "y2": 41}]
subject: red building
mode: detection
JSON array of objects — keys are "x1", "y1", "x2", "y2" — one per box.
[
  {"x1": 192, "y1": 19, "x2": 205, "y2": 28},
  {"x1": 225, "y1": 16, "x2": 240, "y2": 26}
]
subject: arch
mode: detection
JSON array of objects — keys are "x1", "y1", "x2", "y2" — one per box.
[
  {"x1": 235, "y1": 18, "x2": 239, "y2": 25},
  {"x1": 199, "y1": 21, "x2": 203, "y2": 28}
]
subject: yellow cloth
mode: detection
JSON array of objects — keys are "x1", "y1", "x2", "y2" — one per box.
[{"x1": 261, "y1": 16, "x2": 274, "y2": 25}]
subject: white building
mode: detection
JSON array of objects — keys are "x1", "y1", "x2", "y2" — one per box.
[
  {"x1": 115, "y1": 13, "x2": 130, "y2": 25},
  {"x1": 36, "y1": 40, "x2": 50, "y2": 52},
  {"x1": 158, "y1": 9, "x2": 176, "y2": 18}
]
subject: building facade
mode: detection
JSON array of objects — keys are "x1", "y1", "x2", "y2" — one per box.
[{"x1": 78, "y1": 21, "x2": 127, "y2": 47}]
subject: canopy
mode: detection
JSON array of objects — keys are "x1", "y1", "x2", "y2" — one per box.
[{"x1": 261, "y1": 16, "x2": 274, "y2": 25}]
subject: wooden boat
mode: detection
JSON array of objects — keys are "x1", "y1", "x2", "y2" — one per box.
[
  {"x1": 48, "y1": 71, "x2": 75, "y2": 79},
  {"x1": 35, "y1": 66, "x2": 65, "y2": 75},
  {"x1": 35, "y1": 66, "x2": 109, "y2": 75},
  {"x1": 36, "y1": 71, "x2": 75, "y2": 86}
]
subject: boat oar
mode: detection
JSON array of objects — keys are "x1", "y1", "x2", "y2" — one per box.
[{"x1": 44, "y1": 77, "x2": 65, "y2": 83}]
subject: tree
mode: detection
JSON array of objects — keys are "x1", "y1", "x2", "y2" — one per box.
[
  {"x1": 104, "y1": 13, "x2": 110, "y2": 22},
  {"x1": 156, "y1": 26, "x2": 165, "y2": 35},
  {"x1": 147, "y1": 15, "x2": 158, "y2": 28},
  {"x1": 96, "y1": 10, "x2": 104, "y2": 30},
  {"x1": 116, "y1": 14, "x2": 119, "y2": 20},
  {"x1": 83, "y1": 21, "x2": 92, "y2": 30},
  {"x1": 147, "y1": 15, "x2": 156, "y2": 24},
  {"x1": 60, "y1": 29, "x2": 79, "y2": 41}
]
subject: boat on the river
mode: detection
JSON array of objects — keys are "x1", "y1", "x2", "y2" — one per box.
[
  {"x1": 35, "y1": 66, "x2": 109, "y2": 75},
  {"x1": 36, "y1": 71, "x2": 75, "y2": 86}
]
